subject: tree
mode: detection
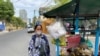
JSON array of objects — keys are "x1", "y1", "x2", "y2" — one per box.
[
  {"x1": 0, "y1": 0, "x2": 14, "y2": 22},
  {"x1": 11, "y1": 16, "x2": 26, "y2": 29}
]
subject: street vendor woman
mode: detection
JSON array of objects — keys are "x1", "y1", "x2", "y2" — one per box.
[{"x1": 28, "y1": 24, "x2": 50, "y2": 56}]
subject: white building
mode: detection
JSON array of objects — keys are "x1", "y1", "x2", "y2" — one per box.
[{"x1": 19, "y1": 9, "x2": 27, "y2": 22}]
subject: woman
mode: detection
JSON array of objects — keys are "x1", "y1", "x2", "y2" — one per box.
[{"x1": 28, "y1": 25, "x2": 50, "y2": 56}]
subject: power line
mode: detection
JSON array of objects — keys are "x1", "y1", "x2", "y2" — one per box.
[{"x1": 39, "y1": 0, "x2": 52, "y2": 7}]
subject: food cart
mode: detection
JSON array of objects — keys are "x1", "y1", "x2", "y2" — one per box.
[{"x1": 43, "y1": 0, "x2": 100, "y2": 56}]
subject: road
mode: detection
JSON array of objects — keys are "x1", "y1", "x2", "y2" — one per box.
[{"x1": 0, "y1": 29, "x2": 56, "y2": 56}]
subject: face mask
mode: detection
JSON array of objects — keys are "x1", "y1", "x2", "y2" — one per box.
[{"x1": 36, "y1": 31, "x2": 42, "y2": 35}]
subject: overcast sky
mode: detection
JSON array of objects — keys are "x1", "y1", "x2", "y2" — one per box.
[{"x1": 11, "y1": 0, "x2": 55, "y2": 19}]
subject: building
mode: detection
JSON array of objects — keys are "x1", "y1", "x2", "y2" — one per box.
[{"x1": 19, "y1": 9, "x2": 27, "y2": 22}]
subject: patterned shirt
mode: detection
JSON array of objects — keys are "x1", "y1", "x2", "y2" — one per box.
[{"x1": 28, "y1": 33, "x2": 50, "y2": 56}]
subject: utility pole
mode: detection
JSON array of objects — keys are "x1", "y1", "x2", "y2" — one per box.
[
  {"x1": 33, "y1": 10, "x2": 36, "y2": 26},
  {"x1": 29, "y1": 18, "x2": 31, "y2": 24}
]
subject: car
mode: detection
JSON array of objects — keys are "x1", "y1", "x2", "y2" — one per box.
[{"x1": 27, "y1": 27, "x2": 34, "y2": 33}]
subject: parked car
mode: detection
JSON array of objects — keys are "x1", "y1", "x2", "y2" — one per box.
[{"x1": 27, "y1": 27, "x2": 34, "y2": 33}]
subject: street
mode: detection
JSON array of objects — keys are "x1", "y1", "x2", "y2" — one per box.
[{"x1": 0, "y1": 29, "x2": 56, "y2": 56}]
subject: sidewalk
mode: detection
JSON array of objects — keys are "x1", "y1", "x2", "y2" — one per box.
[
  {"x1": 0, "y1": 29, "x2": 24, "y2": 35},
  {"x1": 46, "y1": 34, "x2": 56, "y2": 56},
  {"x1": 0, "y1": 30, "x2": 9, "y2": 35}
]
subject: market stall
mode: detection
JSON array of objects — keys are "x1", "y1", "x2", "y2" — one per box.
[
  {"x1": 43, "y1": 0, "x2": 100, "y2": 56},
  {"x1": 41, "y1": 18, "x2": 55, "y2": 34}
]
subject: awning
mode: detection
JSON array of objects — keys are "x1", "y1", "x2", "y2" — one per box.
[{"x1": 43, "y1": 0, "x2": 100, "y2": 18}]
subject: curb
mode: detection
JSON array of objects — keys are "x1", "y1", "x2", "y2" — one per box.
[
  {"x1": 0, "y1": 29, "x2": 23, "y2": 35},
  {"x1": 0, "y1": 30, "x2": 9, "y2": 34}
]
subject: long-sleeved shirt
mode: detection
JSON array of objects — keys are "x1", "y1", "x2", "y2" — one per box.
[{"x1": 28, "y1": 33, "x2": 50, "y2": 56}]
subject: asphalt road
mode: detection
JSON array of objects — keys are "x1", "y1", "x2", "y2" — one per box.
[{"x1": 0, "y1": 29, "x2": 56, "y2": 56}]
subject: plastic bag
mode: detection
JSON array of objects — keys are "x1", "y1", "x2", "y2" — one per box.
[
  {"x1": 67, "y1": 35, "x2": 81, "y2": 49},
  {"x1": 51, "y1": 35, "x2": 67, "y2": 46},
  {"x1": 85, "y1": 39, "x2": 93, "y2": 48},
  {"x1": 80, "y1": 38, "x2": 93, "y2": 48},
  {"x1": 46, "y1": 21, "x2": 66, "y2": 39}
]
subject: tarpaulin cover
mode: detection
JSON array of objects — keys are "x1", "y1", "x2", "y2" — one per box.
[{"x1": 44, "y1": 0, "x2": 100, "y2": 18}]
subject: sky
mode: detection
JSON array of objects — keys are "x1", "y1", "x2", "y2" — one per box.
[{"x1": 11, "y1": 0, "x2": 55, "y2": 19}]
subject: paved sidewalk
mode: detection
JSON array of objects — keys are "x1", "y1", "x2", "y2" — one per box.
[
  {"x1": 0, "y1": 29, "x2": 24, "y2": 35},
  {"x1": 0, "y1": 30, "x2": 9, "y2": 35}
]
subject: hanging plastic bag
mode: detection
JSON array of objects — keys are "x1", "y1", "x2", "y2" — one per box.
[
  {"x1": 85, "y1": 39, "x2": 93, "y2": 48},
  {"x1": 51, "y1": 35, "x2": 67, "y2": 46},
  {"x1": 80, "y1": 38, "x2": 93, "y2": 48},
  {"x1": 46, "y1": 21, "x2": 66, "y2": 39},
  {"x1": 67, "y1": 35, "x2": 81, "y2": 49}
]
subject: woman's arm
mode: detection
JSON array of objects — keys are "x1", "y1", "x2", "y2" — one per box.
[
  {"x1": 29, "y1": 39, "x2": 34, "y2": 50},
  {"x1": 28, "y1": 38, "x2": 34, "y2": 56},
  {"x1": 28, "y1": 34, "x2": 36, "y2": 51}
]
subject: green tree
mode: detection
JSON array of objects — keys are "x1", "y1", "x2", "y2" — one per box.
[
  {"x1": 10, "y1": 16, "x2": 17, "y2": 26},
  {"x1": 0, "y1": 0, "x2": 14, "y2": 22},
  {"x1": 11, "y1": 16, "x2": 26, "y2": 29}
]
